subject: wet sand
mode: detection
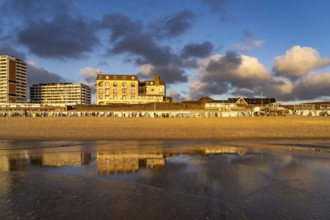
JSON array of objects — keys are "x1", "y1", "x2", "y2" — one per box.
[
  {"x1": 2, "y1": 141, "x2": 330, "y2": 219},
  {"x1": 1, "y1": 116, "x2": 330, "y2": 140}
]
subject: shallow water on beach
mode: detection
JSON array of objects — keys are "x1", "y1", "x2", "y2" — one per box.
[{"x1": 1, "y1": 139, "x2": 330, "y2": 219}]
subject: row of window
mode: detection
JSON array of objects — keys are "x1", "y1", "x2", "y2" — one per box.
[
  {"x1": 98, "y1": 87, "x2": 164, "y2": 94},
  {"x1": 99, "y1": 75, "x2": 136, "y2": 80},
  {"x1": 146, "y1": 87, "x2": 164, "y2": 92},
  {"x1": 98, "y1": 95, "x2": 162, "y2": 101},
  {"x1": 98, "y1": 82, "x2": 136, "y2": 88},
  {"x1": 98, "y1": 88, "x2": 136, "y2": 95}
]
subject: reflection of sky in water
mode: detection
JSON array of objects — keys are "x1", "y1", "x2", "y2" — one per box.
[{"x1": 1, "y1": 140, "x2": 330, "y2": 219}]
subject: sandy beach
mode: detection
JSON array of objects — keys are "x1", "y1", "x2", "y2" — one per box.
[{"x1": 0, "y1": 116, "x2": 330, "y2": 140}]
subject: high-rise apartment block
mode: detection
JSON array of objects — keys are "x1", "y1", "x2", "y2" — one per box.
[
  {"x1": 30, "y1": 83, "x2": 91, "y2": 105},
  {"x1": 0, "y1": 55, "x2": 27, "y2": 103},
  {"x1": 96, "y1": 74, "x2": 166, "y2": 105}
]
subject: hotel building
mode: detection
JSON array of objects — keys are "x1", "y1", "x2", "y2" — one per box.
[
  {"x1": 96, "y1": 74, "x2": 166, "y2": 105},
  {"x1": 0, "y1": 55, "x2": 27, "y2": 104},
  {"x1": 30, "y1": 83, "x2": 91, "y2": 105}
]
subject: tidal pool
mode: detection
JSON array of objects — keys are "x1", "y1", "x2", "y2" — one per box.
[{"x1": 1, "y1": 139, "x2": 330, "y2": 219}]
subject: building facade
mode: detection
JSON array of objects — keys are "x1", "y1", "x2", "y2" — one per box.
[
  {"x1": 96, "y1": 74, "x2": 166, "y2": 105},
  {"x1": 30, "y1": 83, "x2": 91, "y2": 105},
  {"x1": 0, "y1": 55, "x2": 27, "y2": 104},
  {"x1": 204, "y1": 100, "x2": 238, "y2": 110}
]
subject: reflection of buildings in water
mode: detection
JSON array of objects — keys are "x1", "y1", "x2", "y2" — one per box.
[
  {"x1": 0, "y1": 155, "x2": 29, "y2": 171},
  {"x1": 199, "y1": 147, "x2": 248, "y2": 156},
  {"x1": 30, "y1": 152, "x2": 92, "y2": 167},
  {"x1": 97, "y1": 152, "x2": 165, "y2": 174}
]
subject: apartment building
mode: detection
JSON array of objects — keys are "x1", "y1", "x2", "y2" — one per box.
[
  {"x1": 0, "y1": 55, "x2": 27, "y2": 104},
  {"x1": 30, "y1": 83, "x2": 91, "y2": 105},
  {"x1": 96, "y1": 74, "x2": 166, "y2": 105}
]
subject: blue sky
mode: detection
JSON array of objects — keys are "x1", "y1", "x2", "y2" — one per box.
[{"x1": 1, "y1": 0, "x2": 330, "y2": 103}]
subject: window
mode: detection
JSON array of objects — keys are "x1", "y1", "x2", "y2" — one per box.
[
  {"x1": 122, "y1": 82, "x2": 126, "y2": 88},
  {"x1": 131, "y1": 96, "x2": 135, "y2": 100},
  {"x1": 131, "y1": 89, "x2": 135, "y2": 94},
  {"x1": 105, "y1": 89, "x2": 110, "y2": 95},
  {"x1": 114, "y1": 76, "x2": 117, "y2": 80},
  {"x1": 122, "y1": 88, "x2": 126, "y2": 94},
  {"x1": 131, "y1": 82, "x2": 135, "y2": 87},
  {"x1": 131, "y1": 76, "x2": 135, "y2": 80},
  {"x1": 123, "y1": 76, "x2": 126, "y2": 80},
  {"x1": 98, "y1": 95, "x2": 103, "y2": 99},
  {"x1": 113, "y1": 89, "x2": 118, "y2": 94},
  {"x1": 105, "y1": 82, "x2": 110, "y2": 87},
  {"x1": 98, "y1": 82, "x2": 103, "y2": 87},
  {"x1": 159, "y1": 87, "x2": 163, "y2": 92},
  {"x1": 98, "y1": 88, "x2": 103, "y2": 94},
  {"x1": 122, "y1": 95, "x2": 126, "y2": 100},
  {"x1": 150, "y1": 88, "x2": 154, "y2": 92},
  {"x1": 106, "y1": 76, "x2": 109, "y2": 79},
  {"x1": 113, "y1": 82, "x2": 117, "y2": 87}
]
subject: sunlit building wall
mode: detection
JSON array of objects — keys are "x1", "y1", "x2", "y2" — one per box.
[
  {"x1": 96, "y1": 74, "x2": 166, "y2": 105},
  {"x1": 30, "y1": 83, "x2": 91, "y2": 105},
  {"x1": 0, "y1": 55, "x2": 27, "y2": 104}
]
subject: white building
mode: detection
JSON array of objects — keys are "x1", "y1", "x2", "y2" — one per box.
[
  {"x1": 30, "y1": 83, "x2": 91, "y2": 105},
  {"x1": 0, "y1": 55, "x2": 27, "y2": 104},
  {"x1": 204, "y1": 100, "x2": 237, "y2": 110}
]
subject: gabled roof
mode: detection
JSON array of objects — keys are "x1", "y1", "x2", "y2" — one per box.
[{"x1": 228, "y1": 97, "x2": 276, "y2": 105}]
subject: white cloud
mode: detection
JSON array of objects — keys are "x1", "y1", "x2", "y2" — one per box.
[
  {"x1": 188, "y1": 52, "x2": 271, "y2": 99},
  {"x1": 273, "y1": 45, "x2": 330, "y2": 80},
  {"x1": 138, "y1": 64, "x2": 154, "y2": 77},
  {"x1": 198, "y1": 53, "x2": 271, "y2": 88},
  {"x1": 80, "y1": 67, "x2": 103, "y2": 83}
]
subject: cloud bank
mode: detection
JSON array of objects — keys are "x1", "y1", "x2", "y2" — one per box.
[{"x1": 189, "y1": 45, "x2": 330, "y2": 101}]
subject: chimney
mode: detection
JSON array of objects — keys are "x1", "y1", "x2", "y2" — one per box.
[{"x1": 153, "y1": 75, "x2": 160, "y2": 85}]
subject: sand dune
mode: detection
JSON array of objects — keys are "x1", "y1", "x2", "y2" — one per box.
[{"x1": 0, "y1": 117, "x2": 330, "y2": 140}]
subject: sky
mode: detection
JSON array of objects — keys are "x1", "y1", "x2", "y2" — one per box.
[{"x1": 1, "y1": 0, "x2": 330, "y2": 103}]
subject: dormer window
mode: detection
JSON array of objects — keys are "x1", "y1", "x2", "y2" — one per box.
[
  {"x1": 123, "y1": 76, "x2": 126, "y2": 80},
  {"x1": 99, "y1": 76, "x2": 103, "y2": 79},
  {"x1": 114, "y1": 76, "x2": 117, "y2": 80}
]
